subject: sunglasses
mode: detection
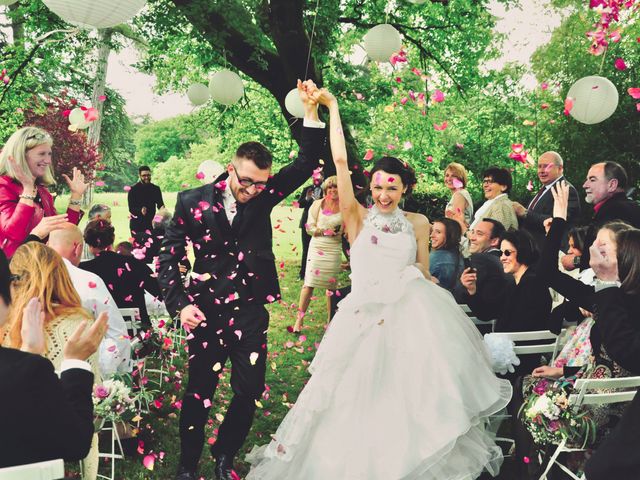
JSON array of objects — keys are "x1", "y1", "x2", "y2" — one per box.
[
  {"x1": 500, "y1": 249, "x2": 516, "y2": 257},
  {"x1": 231, "y1": 165, "x2": 268, "y2": 191}
]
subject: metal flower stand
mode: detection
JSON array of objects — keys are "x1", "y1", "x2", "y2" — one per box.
[{"x1": 96, "y1": 420, "x2": 125, "y2": 480}]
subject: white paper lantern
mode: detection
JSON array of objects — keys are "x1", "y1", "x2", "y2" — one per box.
[
  {"x1": 363, "y1": 24, "x2": 402, "y2": 63},
  {"x1": 197, "y1": 160, "x2": 224, "y2": 184},
  {"x1": 187, "y1": 83, "x2": 210, "y2": 106},
  {"x1": 0, "y1": 1, "x2": 20, "y2": 6},
  {"x1": 68, "y1": 107, "x2": 90, "y2": 129},
  {"x1": 42, "y1": 0, "x2": 146, "y2": 29},
  {"x1": 567, "y1": 75, "x2": 619, "y2": 125},
  {"x1": 284, "y1": 88, "x2": 305, "y2": 118},
  {"x1": 406, "y1": 0, "x2": 428, "y2": 4},
  {"x1": 208, "y1": 70, "x2": 244, "y2": 106}
]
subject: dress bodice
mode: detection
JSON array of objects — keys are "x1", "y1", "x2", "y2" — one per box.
[{"x1": 344, "y1": 207, "x2": 422, "y2": 308}]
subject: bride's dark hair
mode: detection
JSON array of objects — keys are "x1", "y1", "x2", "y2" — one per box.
[{"x1": 369, "y1": 156, "x2": 417, "y2": 196}]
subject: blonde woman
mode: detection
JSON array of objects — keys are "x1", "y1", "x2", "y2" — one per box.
[
  {"x1": 3, "y1": 242, "x2": 104, "y2": 479},
  {"x1": 294, "y1": 175, "x2": 343, "y2": 332},
  {"x1": 444, "y1": 162, "x2": 473, "y2": 226},
  {"x1": 0, "y1": 126, "x2": 88, "y2": 257}
]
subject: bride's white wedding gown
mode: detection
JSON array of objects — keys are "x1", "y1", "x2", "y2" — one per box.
[{"x1": 247, "y1": 206, "x2": 512, "y2": 479}]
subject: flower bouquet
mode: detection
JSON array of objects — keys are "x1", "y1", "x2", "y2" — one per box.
[
  {"x1": 92, "y1": 376, "x2": 141, "y2": 431},
  {"x1": 519, "y1": 377, "x2": 596, "y2": 447}
]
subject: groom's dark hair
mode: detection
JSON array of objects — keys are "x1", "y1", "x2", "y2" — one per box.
[{"x1": 235, "y1": 142, "x2": 273, "y2": 169}]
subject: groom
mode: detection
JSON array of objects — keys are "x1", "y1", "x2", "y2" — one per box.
[{"x1": 158, "y1": 81, "x2": 326, "y2": 480}]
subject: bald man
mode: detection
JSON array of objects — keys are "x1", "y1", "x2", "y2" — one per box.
[
  {"x1": 48, "y1": 225, "x2": 131, "y2": 376},
  {"x1": 512, "y1": 151, "x2": 581, "y2": 250}
]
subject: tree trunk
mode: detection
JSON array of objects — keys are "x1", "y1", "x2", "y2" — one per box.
[{"x1": 84, "y1": 28, "x2": 113, "y2": 206}]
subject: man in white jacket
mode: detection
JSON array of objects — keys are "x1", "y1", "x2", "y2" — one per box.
[{"x1": 48, "y1": 225, "x2": 131, "y2": 376}]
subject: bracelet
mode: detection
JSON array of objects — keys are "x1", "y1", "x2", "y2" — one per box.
[
  {"x1": 18, "y1": 193, "x2": 37, "y2": 201},
  {"x1": 69, "y1": 199, "x2": 82, "y2": 206}
]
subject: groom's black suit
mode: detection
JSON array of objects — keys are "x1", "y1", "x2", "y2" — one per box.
[{"x1": 158, "y1": 126, "x2": 325, "y2": 471}]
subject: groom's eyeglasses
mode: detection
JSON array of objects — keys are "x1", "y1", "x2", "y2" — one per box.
[{"x1": 231, "y1": 165, "x2": 268, "y2": 191}]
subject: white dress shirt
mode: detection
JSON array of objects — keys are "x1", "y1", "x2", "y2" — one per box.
[{"x1": 62, "y1": 258, "x2": 132, "y2": 376}]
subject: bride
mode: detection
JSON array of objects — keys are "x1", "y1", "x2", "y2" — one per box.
[{"x1": 247, "y1": 89, "x2": 512, "y2": 479}]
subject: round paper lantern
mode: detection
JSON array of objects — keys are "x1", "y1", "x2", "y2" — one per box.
[
  {"x1": 187, "y1": 83, "x2": 210, "y2": 106},
  {"x1": 0, "y1": 1, "x2": 20, "y2": 6},
  {"x1": 197, "y1": 160, "x2": 224, "y2": 184},
  {"x1": 406, "y1": 0, "x2": 428, "y2": 4},
  {"x1": 42, "y1": 0, "x2": 146, "y2": 29},
  {"x1": 284, "y1": 88, "x2": 305, "y2": 118},
  {"x1": 68, "y1": 108, "x2": 90, "y2": 129},
  {"x1": 566, "y1": 75, "x2": 619, "y2": 125},
  {"x1": 208, "y1": 70, "x2": 244, "y2": 106},
  {"x1": 363, "y1": 24, "x2": 402, "y2": 63}
]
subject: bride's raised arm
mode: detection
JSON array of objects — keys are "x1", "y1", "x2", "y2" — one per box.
[{"x1": 314, "y1": 89, "x2": 365, "y2": 242}]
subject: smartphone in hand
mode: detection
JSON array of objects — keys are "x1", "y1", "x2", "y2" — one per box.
[{"x1": 463, "y1": 257, "x2": 476, "y2": 273}]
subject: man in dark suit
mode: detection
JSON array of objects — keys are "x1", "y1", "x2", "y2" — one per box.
[
  {"x1": 454, "y1": 218, "x2": 512, "y2": 321},
  {"x1": 512, "y1": 151, "x2": 581, "y2": 251},
  {"x1": 575, "y1": 161, "x2": 640, "y2": 269},
  {"x1": 158, "y1": 82, "x2": 326, "y2": 480},
  {"x1": 128, "y1": 165, "x2": 165, "y2": 246},
  {"x1": 0, "y1": 249, "x2": 108, "y2": 468}
]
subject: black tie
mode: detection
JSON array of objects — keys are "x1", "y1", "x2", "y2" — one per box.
[{"x1": 528, "y1": 187, "x2": 546, "y2": 210}]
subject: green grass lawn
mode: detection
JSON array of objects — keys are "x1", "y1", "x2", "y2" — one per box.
[
  {"x1": 55, "y1": 192, "x2": 304, "y2": 262},
  {"x1": 55, "y1": 192, "x2": 350, "y2": 479}
]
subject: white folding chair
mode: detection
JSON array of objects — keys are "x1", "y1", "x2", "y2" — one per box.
[
  {"x1": 491, "y1": 330, "x2": 564, "y2": 363},
  {"x1": 459, "y1": 304, "x2": 496, "y2": 332},
  {"x1": 539, "y1": 376, "x2": 640, "y2": 480},
  {"x1": 118, "y1": 307, "x2": 140, "y2": 338},
  {"x1": 0, "y1": 459, "x2": 65, "y2": 480}
]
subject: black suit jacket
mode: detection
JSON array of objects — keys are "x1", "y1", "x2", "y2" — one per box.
[
  {"x1": 520, "y1": 176, "x2": 581, "y2": 249},
  {"x1": 453, "y1": 249, "x2": 513, "y2": 321},
  {"x1": 584, "y1": 287, "x2": 640, "y2": 480},
  {"x1": 158, "y1": 126, "x2": 325, "y2": 317},
  {"x1": 0, "y1": 347, "x2": 94, "y2": 467},
  {"x1": 80, "y1": 251, "x2": 161, "y2": 326},
  {"x1": 581, "y1": 192, "x2": 640, "y2": 268}
]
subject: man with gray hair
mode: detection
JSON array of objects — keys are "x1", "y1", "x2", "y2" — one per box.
[
  {"x1": 47, "y1": 224, "x2": 131, "y2": 376},
  {"x1": 512, "y1": 151, "x2": 581, "y2": 250},
  {"x1": 88, "y1": 203, "x2": 111, "y2": 222}
]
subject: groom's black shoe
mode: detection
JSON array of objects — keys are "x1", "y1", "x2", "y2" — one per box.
[
  {"x1": 175, "y1": 465, "x2": 198, "y2": 480},
  {"x1": 214, "y1": 454, "x2": 234, "y2": 480}
]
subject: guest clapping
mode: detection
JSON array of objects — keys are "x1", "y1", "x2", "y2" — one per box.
[
  {"x1": 0, "y1": 127, "x2": 89, "y2": 256},
  {"x1": 0, "y1": 249, "x2": 108, "y2": 468},
  {"x1": 429, "y1": 218, "x2": 464, "y2": 291},
  {"x1": 295, "y1": 175, "x2": 344, "y2": 332}
]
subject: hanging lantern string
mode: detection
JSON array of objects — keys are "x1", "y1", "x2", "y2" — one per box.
[
  {"x1": 303, "y1": 0, "x2": 321, "y2": 80},
  {"x1": 598, "y1": 46, "x2": 609, "y2": 75}
]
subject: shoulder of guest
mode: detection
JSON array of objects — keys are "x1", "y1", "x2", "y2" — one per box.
[{"x1": 0, "y1": 175, "x2": 19, "y2": 192}]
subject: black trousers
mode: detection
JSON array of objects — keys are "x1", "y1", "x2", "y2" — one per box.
[
  {"x1": 299, "y1": 227, "x2": 311, "y2": 279},
  {"x1": 178, "y1": 303, "x2": 268, "y2": 471}
]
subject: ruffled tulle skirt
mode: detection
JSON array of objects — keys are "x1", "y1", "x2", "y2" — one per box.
[{"x1": 247, "y1": 275, "x2": 512, "y2": 479}]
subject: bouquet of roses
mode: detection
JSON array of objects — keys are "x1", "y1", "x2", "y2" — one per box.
[
  {"x1": 92, "y1": 376, "x2": 140, "y2": 430},
  {"x1": 519, "y1": 377, "x2": 596, "y2": 447}
]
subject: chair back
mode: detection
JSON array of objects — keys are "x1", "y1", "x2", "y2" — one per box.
[
  {"x1": 460, "y1": 304, "x2": 496, "y2": 333},
  {"x1": 491, "y1": 330, "x2": 564, "y2": 360},
  {"x1": 118, "y1": 307, "x2": 141, "y2": 337},
  {"x1": 0, "y1": 459, "x2": 64, "y2": 480},
  {"x1": 570, "y1": 376, "x2": 640, "y2": 407}
]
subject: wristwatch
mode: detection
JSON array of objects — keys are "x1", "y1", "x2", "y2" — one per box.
[{"x1": 572, "y1": 255, "x2": 581, "y2": 268}]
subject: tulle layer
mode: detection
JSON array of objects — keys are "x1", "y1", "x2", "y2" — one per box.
[{"x1": 247, "y1": 276, "x2": 512, "y2": 479}]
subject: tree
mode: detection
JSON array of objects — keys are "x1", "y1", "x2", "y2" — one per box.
[
  {"x1": 134, "y1": 115, "x2": 203, "y2": 166},
  {"x1": 134, "y1": 0, "x2": 502, "y2": 179}
]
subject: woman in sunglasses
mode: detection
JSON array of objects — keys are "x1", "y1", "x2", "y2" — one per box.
[{"x1": 0, "y1": 126, "x2": 88, "y2": 257}]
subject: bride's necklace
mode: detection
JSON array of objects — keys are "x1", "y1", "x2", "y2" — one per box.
[{"x1": 367, "y1": 205, "x2": 410, "y2": 234}]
